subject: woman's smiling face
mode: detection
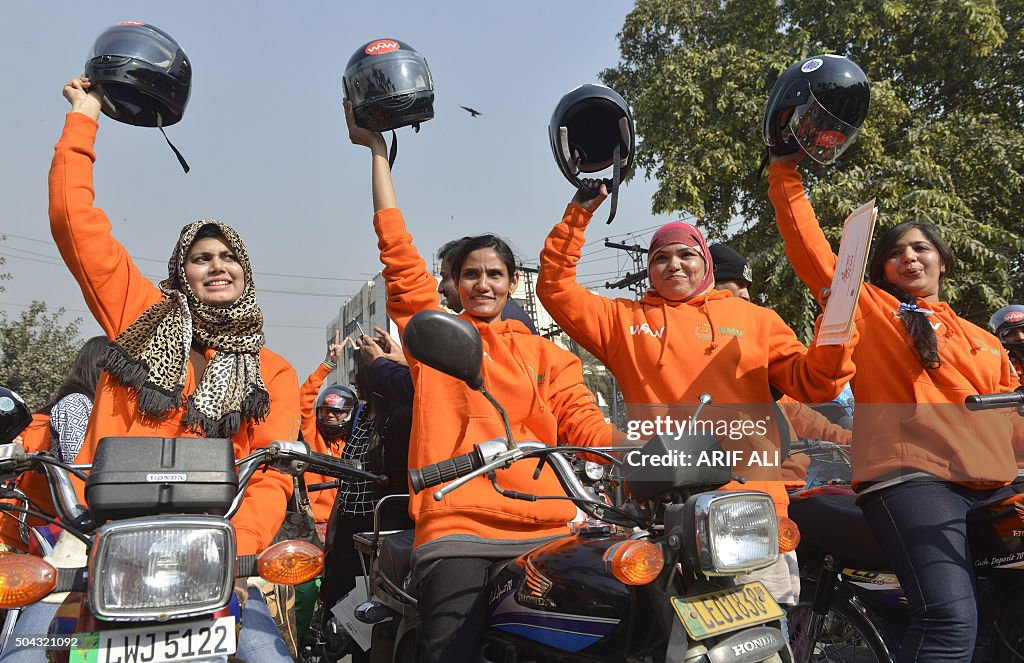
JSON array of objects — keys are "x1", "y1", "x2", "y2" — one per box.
[
  {"x1": 184, "y1": 236, "x2": 246, "y2": 307},
  {"x1": 648, "y1": 243, "x2": 708, "y2": 301},
  {"x1": 881, "y1": 227, "x2": 945, "y2": 301},
  {"x1": 457, "y1": 247, "x2": 517, "y2": 324}
]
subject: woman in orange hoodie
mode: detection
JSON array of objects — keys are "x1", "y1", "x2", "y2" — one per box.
[
  {"x1": 768, "y1": 151, "x2": 1021, "y2": 662},
  {"x1": 538, "y1": 183, "x2": 857, "y2": 516},
  {"x1": 538, "y1": 181, "x2": 858, "y2": 621},
  {"x1": 36, "y1": 76, "x2": 299, "y2": 662},
  {"x1": 345, "y1": 101, "x2": 616, "y2": 662}
]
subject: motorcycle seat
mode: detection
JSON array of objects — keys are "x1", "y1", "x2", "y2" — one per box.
[
  {"x1": 379, "y1": 528, "x2": 415, "y2": 589},
  {"x1": 789, "y1": 493, "x2": 890, "y2": 570},
  {"x1": 377, "y1": 530, "x2": 516, "y2": 598}
]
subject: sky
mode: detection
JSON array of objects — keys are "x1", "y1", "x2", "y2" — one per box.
[{"x1": 0, "y1": 1, "x2": 673, "y2": 376}]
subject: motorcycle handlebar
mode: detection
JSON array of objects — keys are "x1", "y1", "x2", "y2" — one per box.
[
  {"x1": 296, "y1": 449, "x2": 388, "y2": 484},
  {"x1": 409, "y1": 447, "x2": 485, "y2": 494},
  {"x1": 965, "y1": 391, "x2": 1024, "y2": 411}
]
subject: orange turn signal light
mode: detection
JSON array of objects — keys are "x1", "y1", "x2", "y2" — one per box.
[
  {"x1": 778, "y1": 517, "x2": 801, "y2": 553},
  {"x1": 605, "y1": 540, "x2": 665, "y2": 586},
  {"x1": 257, "y1": 540, "x2": 324, "y2": 586},
  {"x1": 0, "y1": 554, "x2": 57, "y2": 608}
]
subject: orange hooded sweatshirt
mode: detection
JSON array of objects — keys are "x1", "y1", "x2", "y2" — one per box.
[
  {"x1": 768, "y1": 160, "x2": 1020, "y2": 487},
  {"x1": 299, "y1": 362, "x2": 341, "y2": 524},
  {"x1": 50, "y1": 113, "x2": 300, "y2": 555},
  {"x1": 0, "y1": 414, "x2": 53, "y2": 551},
  {"x1": 373, "y1": 208, "x2": 616, "y2": 549},
  {"x1": 538, "y1": 205, "x2": 859, "y2": 515}
]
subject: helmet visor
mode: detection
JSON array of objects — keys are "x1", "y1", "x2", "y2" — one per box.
[
  {"x1": 346, "y1": 55, "x2": 432, "y2": 108},
  {"x1": 788, "y1": 90, "x2": 862, "y2": 165},
  {"x1": 90, "y1": 24, "x2": 177, "y2": 69}
]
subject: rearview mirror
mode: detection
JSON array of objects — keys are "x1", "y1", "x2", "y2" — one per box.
[
  {"x1": 403, "y1": 310, "x2": 484, "y2": 390},
  {"x1": 0, "y1": 387, "x2": 32, "y2": 445}
]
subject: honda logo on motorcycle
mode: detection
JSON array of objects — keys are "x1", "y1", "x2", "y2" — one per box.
[
  {"x1": 706, "y1": 627, "x2": 783, "y2": 663},
  {"x1": 517, "y1": 557, "x2": 555, "y2": 608},
  {"x1": 731, "y1": 634, "x2": 777, "y2": 657}
]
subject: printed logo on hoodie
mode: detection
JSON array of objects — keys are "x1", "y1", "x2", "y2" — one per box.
[
  {"x1": 694, "y1": 323, "x2": 745, "y2": 343},
  {"x1": 629, "y1": 323, "x2": 665, "y2": 339}
]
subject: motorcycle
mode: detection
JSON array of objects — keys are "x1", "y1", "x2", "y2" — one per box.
[
  {"x1": 786, "y1": 390, "x2": 1024, "y2": 662},
  {"x1": 0, "y1": 385, "x2": 386, "y2": 663},
  {"x1": 338, "y1": 309, "x2": 793, "y2": 663}
]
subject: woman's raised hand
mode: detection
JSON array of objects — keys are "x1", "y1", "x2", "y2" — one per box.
[
  {"x1": 570, "y1": 178, "x2": 609, "y2": 214},
  {"x1": 344, "y1": 99, "x2": 387, "y2": 154},
  {"x1": 62, "y1": 76, "x2": 102, "y2": 122}
]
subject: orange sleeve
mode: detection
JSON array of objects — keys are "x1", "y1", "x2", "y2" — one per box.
[
  {"x1": 372, "y1": 208, "x2": 443, "y2": 359},
  {"x1": 299, "y1": 363, "x2": 339, "y2": 522},
  {"x1": 767, "y1": 161, "x2": 837, "y2": 300},
  {"x1": 48, "y1": 113, "x2": 162, "y2": 337},
  {"x1": 763, "y1": 307, "x2": 858, "y2": 404},
  {"x1": 230, "y1": 353, "x2": 300, "y2": 555},
  {"x1": 537, "y1": 205, "x2": 623, "y2": 363},
  {"x1": 546, "y1": 344, "x2": 617, "y2": 449},
  {"x1": 781, "y1": 401, "x2": 852, "y2": 446},
  {"x1": 0, "y1": 416, "x2": 54, "y2": 551},
  {"x1": 768, "y1": 161, "x2": 885, "y2": 321},
  {"x1": 299, "y1": 363, "x2": 332, "y2": 448}
]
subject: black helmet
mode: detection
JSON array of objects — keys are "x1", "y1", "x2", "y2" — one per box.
[
  {"x1": 549, "y1": 84, "x2": 635, "y2": 224},
  {"x1": 0, "y1": 386, "x2": 31, "y2": 446},
  {"x1": 549, "y1": 84, "x2": 634, "y2": 189},
  {"x1": 84, "y1": 22, "x2": 191, "y2": 128},
  {"x1": 989, "y1": 305, "x2": 1024, "y2": 361},
  {"x1": 343, "y1": 39, "x2": 434, "y2": 132},
  {"x1": 315, "y1": 384, "x2": 358, "y2": 441},
  {"x1": 762, "y1": 54, "x2": 870, "y2": 165}
]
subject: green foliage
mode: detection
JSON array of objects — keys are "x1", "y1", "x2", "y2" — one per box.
[
  {"x1": 604, "y1": 0, "x2": 1023, "y2": 337},
  {"x1": 0, "y1": 302, "x2": 83, "y2": 411}
]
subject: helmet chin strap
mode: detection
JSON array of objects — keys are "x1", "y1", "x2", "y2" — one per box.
[
  {"x1": 387, "y1": 130, "x2": 398, "y2": 169},
  {"x1": 605, "y1": 142, "x2": 621, "y2": 224},
  {"x1": 156, "y1": 112, "x2": 190, "y2": 173}
]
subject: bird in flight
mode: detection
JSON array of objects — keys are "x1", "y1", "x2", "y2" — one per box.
[{"x1": 460, "y1": 106, "x2": 482, "y2": 117}]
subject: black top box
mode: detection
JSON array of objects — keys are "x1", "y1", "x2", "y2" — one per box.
[{"x1": 85, "y1": 437, "x2": 238, "y2": 523}]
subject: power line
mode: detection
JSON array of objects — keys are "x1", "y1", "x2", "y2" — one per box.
[
  {"x1": 0, "y1": 252, "x2": 351, "y2": 299},
  {"x1": 0, "y1": 231, "x2": 370, "y2": 283},
  {"x1": 0, "y1": 299, "x2": 328, "y2": 331}
]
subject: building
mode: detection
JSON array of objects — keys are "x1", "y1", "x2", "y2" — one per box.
[{"x1": 324, "y1": 273, "x2": 396, "y2": 387}]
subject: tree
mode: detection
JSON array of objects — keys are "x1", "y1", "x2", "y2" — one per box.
[
  {"x1": 0, "y1": 302, "x2": 83, "y2": 411},
  {"x1": 603, "y1": 0, "x2": 1023, "y2": 337}
]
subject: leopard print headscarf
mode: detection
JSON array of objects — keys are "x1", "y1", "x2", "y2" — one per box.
[{"x1": 99, "y1": 220, "x2": 270, "y2": 438}]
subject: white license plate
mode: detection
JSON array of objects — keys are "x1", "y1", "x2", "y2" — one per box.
[{"x1": 89, "y1": 615, "x2": 236, "y2": 663}]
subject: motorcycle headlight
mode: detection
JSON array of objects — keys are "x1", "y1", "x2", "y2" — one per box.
[
  {"x1": 689, "y1": 492, "x2": 778, "y2": 575},
  {"x1": 89, "y1": 516, "x2": 234, "y2": 620}
]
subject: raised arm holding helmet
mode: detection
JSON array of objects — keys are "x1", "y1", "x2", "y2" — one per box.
[
  {"x1": 346, "y1": 94, "x2": 617, "y2": 662},
  {"x1": 15, "y1": 74, "x2": 300, "y2": 663}
]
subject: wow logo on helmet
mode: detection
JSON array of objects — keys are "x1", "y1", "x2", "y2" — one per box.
[
  {"x1": 365, "y1": 39, "x2": 400, "y2": 55},
  {"x1": 324, "y1": 393, "x2": 345, "y2": 407}
]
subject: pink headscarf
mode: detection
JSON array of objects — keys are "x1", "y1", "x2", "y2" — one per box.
[{"x1": 646, "y1": 222, "x2": 715, "y2": 301}]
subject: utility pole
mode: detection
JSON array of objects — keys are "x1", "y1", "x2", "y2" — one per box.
[
  {"x1": 602, "y1": 240, "x2": 647, "y2": 298},
  {"x1": 518, "y1": 265, "x2": 539, "y2": 322}
]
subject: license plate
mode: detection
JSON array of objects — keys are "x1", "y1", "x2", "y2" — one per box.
[
  {"x1": 671, "y1": 581, "x2": 784, "y2": 639},
  {"x1": 77, "y1": 616, "x2": 236, "y2": 663}
]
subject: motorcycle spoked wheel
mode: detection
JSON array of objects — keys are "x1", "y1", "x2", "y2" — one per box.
[{"x1": 788, "y1": 601, "x2": 892, "y2": 663}]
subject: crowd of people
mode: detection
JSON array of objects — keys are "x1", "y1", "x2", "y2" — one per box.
[{"x1": 0, "y1": 71, "x2": 1020, "y2": 663}]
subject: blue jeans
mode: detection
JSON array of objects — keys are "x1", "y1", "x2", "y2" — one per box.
[
  {"x1": 0, "y1": 587, "x2": 289, "y2": 662},
  {"x1": 858, "y1": 479, "x2": 1022, "y2": 663}
]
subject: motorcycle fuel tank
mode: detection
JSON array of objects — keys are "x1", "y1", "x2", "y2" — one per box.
[{"x1": 483, "y1": 531, "x2": 657, "y2": 657}]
